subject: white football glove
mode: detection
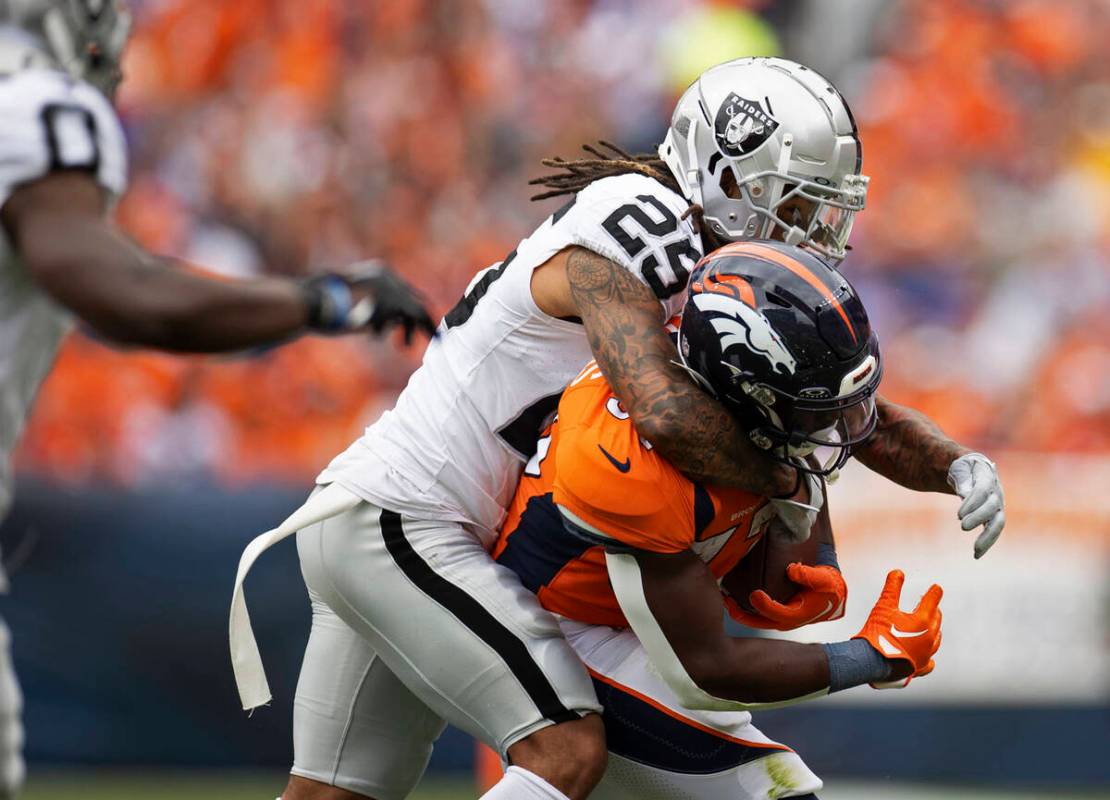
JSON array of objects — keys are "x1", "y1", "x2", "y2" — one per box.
[{"x1": 947, "y1": 453, "x2": 1005, "y2": 559}]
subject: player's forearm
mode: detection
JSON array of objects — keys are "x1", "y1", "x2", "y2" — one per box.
[
  {"x1": 692, "y1": 638, "x2": 831, "y2": 703},
  {"x1": 25, "y1": 216, "x2": 309, "y2": 352},
  {"x1": 853, "y1": 396, "x2": 970, "y2": 494},
  {"x1": 637, "y1": 363, "x2": 797, "y2": 496},
  {"x1": 695, "y1": 636, "x2": 907, "y2": 704},
  {"x1": 567, "y1": 247, "x2": 795, "y2": 496}
]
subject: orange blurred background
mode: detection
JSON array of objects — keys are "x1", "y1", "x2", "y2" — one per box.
[{"x1": 14, "y1": 0, "x2": 1110, "y2": 485}]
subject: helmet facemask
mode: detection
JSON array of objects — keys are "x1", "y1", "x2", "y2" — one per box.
[
  {"x1": 711, "y1": 141, "x2": 869, "y2": 263},
  {"x1": 676, "y1": 314, "x2": 882, "y2": 479},
  {"x1": 738, "y1": 379, "x2": 880, "y2": 478},
  {"x1": 45, "y1": 0, "x2": 131, "y2": 96},
  {"x1": 1, "y1": 0, "x2": 131, "y2": 95}
]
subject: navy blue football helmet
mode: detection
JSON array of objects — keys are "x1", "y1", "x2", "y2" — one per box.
[{"x1": 677, "y1": 240, "x2": 882, "y2": 476}]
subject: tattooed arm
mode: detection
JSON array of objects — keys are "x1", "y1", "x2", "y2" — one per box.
[
  {"x1": 537, "y1": 246, "x2": 796, "y2": 496},
  {"x1": 853, "y1": 396, "x2": 969, "y2": 494},
  {"x1": 855, "y1": 397, "x2": 1006, "y2": 558}
]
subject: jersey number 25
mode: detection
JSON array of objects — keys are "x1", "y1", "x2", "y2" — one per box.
[{"x1": 601, "y1": 194, "x2": 701, "y2": 300}]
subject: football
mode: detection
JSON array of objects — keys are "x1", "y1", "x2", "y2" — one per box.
[{"x1": 721, "y1": 503, "x2": 828, "y2": 613}]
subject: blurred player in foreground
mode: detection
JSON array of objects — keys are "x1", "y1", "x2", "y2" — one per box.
[
  {"x1": 232, "y1": 58, "x2": 1000, "y2": 800},
  {"x1": 0, "y1": 3, "x2": 433, "y2": 796},
  {"x1": 492, "y1": 242, "x2": 944, "y2": 799}
]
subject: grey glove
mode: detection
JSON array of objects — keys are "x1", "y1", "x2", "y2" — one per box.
[{"x1": 947, "y1": 453, "x2": 1005, "y2": 559}]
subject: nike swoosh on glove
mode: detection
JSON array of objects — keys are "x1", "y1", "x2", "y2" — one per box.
[
  {"x1": 947, "y1": 453, "x2": 1005, "y2": 559},
  {"x1": 852, "y1": 569, "x2": 943, "y2": 689}
]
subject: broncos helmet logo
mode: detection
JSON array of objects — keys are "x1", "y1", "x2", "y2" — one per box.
[{"x1": 692, "y1": 292, "x2": 797, "y2": 376}]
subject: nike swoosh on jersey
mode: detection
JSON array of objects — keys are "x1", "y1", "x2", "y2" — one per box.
[
  {"x1": 597, "y1": 444, "x2": 631, "y2": 473},
  {"x1": 891, "y1": 626, "x2": 928, "y2": 638}
]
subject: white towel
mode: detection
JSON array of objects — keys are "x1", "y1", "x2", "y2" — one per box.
[{"x1": 229, "y1": 482, "x2": 361, "y2": 710}]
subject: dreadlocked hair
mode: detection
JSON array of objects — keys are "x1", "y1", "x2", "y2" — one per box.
[
  {"x1": 528, "y1": 141, "x2": 683, "y2": 202},
  {"x1": 529, "y1": 140, "x2": 708, "y2": 235}
]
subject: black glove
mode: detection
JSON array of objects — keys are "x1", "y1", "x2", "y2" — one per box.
[{"x1": 302, "y1": 260, "x2": 436, "y2": 344}]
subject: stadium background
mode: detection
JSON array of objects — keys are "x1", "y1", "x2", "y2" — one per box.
[{"x1": 2, "y1": 0, "x2": 1108, "y2": 798}]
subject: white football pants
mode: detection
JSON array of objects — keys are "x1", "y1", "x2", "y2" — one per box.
[{"x1": 290, "y1": 497, "x2": 600, "y2": 800}]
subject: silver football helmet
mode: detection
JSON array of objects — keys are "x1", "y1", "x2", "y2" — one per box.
[
  {"x1": 0, "y1": 0, "x2": 130, "y2": 95},
  {"x1": 660, "y1": 57, "x2": 868, "y2": 262}
]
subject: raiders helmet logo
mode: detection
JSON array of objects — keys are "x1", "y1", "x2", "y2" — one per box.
[{"x1": 714, "y1": 93, "x2": 779, "y2": 157}]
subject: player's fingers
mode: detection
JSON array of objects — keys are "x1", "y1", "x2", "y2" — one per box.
[
  {"x1": 974, "y1": 511, "x2": 1005, "y2": 560},
  {"x1": 912, "y1": 583, "x2": 944, "y2": 617},
  {"x1": 785, "y1": 562, "x2": 819, "y2": 581},
  {"x1": 960, "y1": 492, "x2": 1001, "y2": 531},
  {"x1": 957, "y1": 462, "x2": 994, "y2": 517},
  {"x1": 785, "y1": 562, "x2": 806, "y2": 580},
  {"x1": 917, "y1": 658, "x2": 936, "y2": 678},
  {"x1": 403, "y1": 318, "x2": 415, "y2": 346},
  {"x1": 879, "y1": 569, "x2": 905, "y2": 605},
  {"x1": 727, "y1": 603, "x2": 780, "y2": 630},
  {"x1": 747, "y1": 590, "x2": 798, "y2": 619},
  {"x1": 785, "y1": 562, "x2": 817, "y2": 586}
]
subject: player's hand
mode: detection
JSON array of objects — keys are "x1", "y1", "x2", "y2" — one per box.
[
  {"x1": 744, "y1": 563, "x2": 847, "y2": 630},
  {"x1": 852, "y1": 570, "x2": 942, "y2": 689},
  {"x1": 303, "y1": 260, "x2": 436, "y2": 343},
  {"x1": 723, "y1": 595, "x2": 783, "y2": 630},
  {"x1": 947, "y1": 453, "x2": 1005, "y2": 559}
]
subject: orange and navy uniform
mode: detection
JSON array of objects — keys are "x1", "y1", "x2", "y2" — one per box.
[{"x1": 493, "y1": 360, "x2": 775, "y2": 628}]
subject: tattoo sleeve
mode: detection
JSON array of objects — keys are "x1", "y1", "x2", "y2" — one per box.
[
  {"x1": 854, "y1": 396, "x2": 971, "y2": 494},
  {"x1": 565, "y1": 246, "x2": 796, "y2": 496}
]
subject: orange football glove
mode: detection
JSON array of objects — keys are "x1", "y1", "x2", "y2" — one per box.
[
  {"x1": 852, "y1": 569, "x2": 943, "y2": 689},
  {"x1": 747, "y1": 563, "x2": 848, "y2": 630},
  {"x1": 724, "y1": 596, "x2": 780, "y2": 630},
  {"x1": 725, "y1": 564, "x2": 847, "y2": 631}
]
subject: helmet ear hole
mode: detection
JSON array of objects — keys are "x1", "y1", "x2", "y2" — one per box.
[{"x1": 718, "y1": 167, "x2": 742, "y2": 200}]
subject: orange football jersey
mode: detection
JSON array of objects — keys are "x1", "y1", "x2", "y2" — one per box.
[{"x1": 493, "y1": 361, "x2": 776, "y2": 628}]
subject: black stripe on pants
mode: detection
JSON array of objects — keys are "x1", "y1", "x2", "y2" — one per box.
[{"x1": 378, "y1": 509, "x2": 579, "y2": 725}]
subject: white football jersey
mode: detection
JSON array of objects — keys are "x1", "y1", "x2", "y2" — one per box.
[
  {"x1": 0, "y1": 69, "x2": 128, "y2": 520},
  {"x1": 318, "y1": 173, "x2": 703, "y2": 546}
]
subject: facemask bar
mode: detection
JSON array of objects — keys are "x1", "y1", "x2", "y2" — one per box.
[
  {"x1": 750, "y1": 393, "x2": 877, "y2": 477},
  {"x1": 40, "y1": 2, "x2": 132, "y2": 97},
  {"x1": 730, "y1": 362, "x2": 881, "y2": 477},
  {"x1": 737, "y1": 170, "x2": 868, "y2": 262}
]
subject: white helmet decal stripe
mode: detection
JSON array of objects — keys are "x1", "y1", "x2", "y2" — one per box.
[{"x1": 693, "y1": 293, "x2": 796, "y2": 375}]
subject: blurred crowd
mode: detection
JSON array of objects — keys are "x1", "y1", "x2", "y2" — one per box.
[{"x1": 15, "y1": 0, "x2": 1110, "y2": 486}]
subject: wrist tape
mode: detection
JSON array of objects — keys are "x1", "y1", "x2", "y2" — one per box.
[
  {"x1": 302, "y1": 275, "x2": 353, "y2": 331},
  {"x1": 816, "y1": 542, "x2": 840, "y2": 570},
  {"x1": 823, "y1": 639, "x2": 892, "y2": 692}
]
